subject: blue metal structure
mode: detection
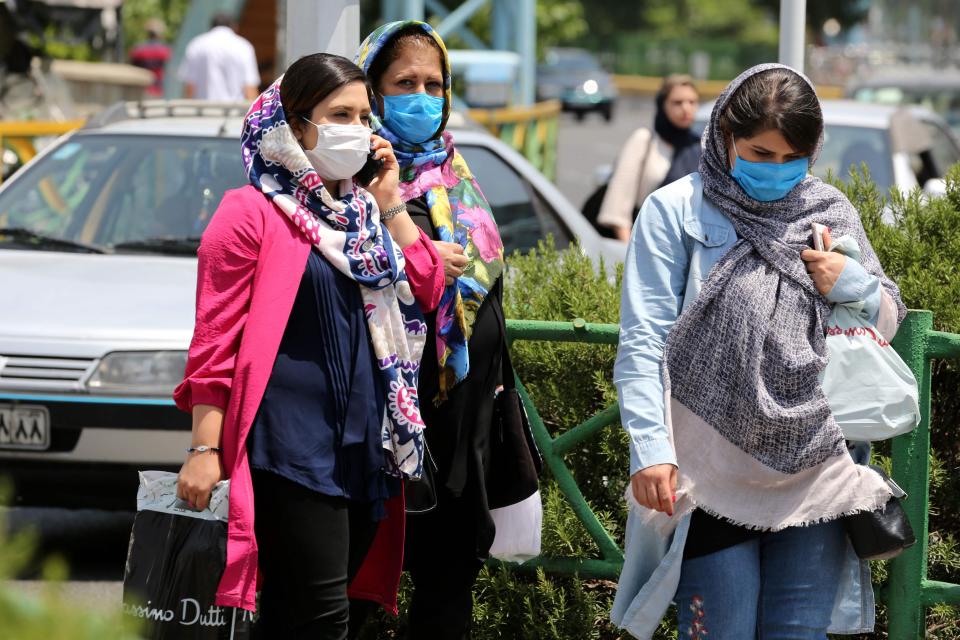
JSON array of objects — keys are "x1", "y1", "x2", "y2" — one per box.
[{"x1": 378, "y1": 0, "x2": 537, "y2": 104}]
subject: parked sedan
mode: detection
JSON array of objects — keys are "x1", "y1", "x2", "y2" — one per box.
[
  {"x1": 694, "y1": 99, "x2": 960, "y2": 197},
  {"x1": 0, "y1": 100, "x2": 621, "y2": 510},
  {"x1": 537, "y1": 48, "x2": 618, "y2": 122}
]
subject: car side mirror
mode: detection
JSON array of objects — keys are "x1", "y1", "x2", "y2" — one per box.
[{"x1": 923, "y1": 178, "x2": 947, "y2": 197}]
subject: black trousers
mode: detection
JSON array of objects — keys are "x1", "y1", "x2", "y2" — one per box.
[
  {"x1": 403, "y1": 483, "x2": 487, "y2": 640},
  {"x1": 349, "y1": 483, "x2": 487, "y2": 640},
  {"x1": 251, "y1": 469, "x2": 379, "y2": 640}
]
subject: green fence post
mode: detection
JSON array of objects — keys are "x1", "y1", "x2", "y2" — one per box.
[{"x1": 888, "y1": 310, "x2": 934, "y2": 639}]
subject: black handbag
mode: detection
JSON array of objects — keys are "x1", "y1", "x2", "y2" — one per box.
[
  {"x1": 405, "y1": 441, "x2": 439, "y2": 515},
  {"x1": 486, "y1": 332, "x2": 543, "y2": 511},
  {"x1": 843, "y1": 465, "x2": 917, "y2": 561}
]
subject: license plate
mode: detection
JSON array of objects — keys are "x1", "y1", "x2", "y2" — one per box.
[{"x1": 0, "y1": 404, "x2": 50, "y2": 450}]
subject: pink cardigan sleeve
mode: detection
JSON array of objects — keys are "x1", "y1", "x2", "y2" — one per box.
[
  {"x1": 173, "y1": 190, "x2": 263, "y2": 413},
  {"x1": 401, "y1": 227, "x2": 444, "y2": 313}
]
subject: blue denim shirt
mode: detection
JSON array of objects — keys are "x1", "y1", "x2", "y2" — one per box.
[{"x1": 611, "y1": 173, "x2": 881, "y2": 638}]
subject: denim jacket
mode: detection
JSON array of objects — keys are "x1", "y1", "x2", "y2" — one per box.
[{"x1": 610, "y1": 173, "x2": 882, "y2": 638}]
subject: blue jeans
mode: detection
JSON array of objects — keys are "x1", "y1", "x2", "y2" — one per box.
[{"x1": 674, "y1": 519, "x2": 847, "y2": 639}]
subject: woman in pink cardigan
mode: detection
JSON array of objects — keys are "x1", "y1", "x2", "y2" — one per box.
[{"x1": 173, "y1": 53, "x2": 444, "y2": 639}]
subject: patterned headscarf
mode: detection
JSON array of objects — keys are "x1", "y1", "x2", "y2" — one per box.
[
  {"x1": 357, "y1": 21, "x2": 505, "y2": 403},
  {"x1": 657, "y1": 64, "x2": 906, "y2": 529},
  {"x1": 240, "y1": 78, "x2": 428, "y2": 479}
]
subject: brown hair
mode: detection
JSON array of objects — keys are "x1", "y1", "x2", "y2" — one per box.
[
  {"x1": 657, "y1": 74, "x2": 699, "y2": 104},
  {"x1": 365, "y1": 24, "x2": 444, "y2": 95},
  {"x1": 280, "y1": 53, "x2": 373, "y2": 125},
  {"x1": 719, "y1": 68, "x2": 822, "y2": 157}
]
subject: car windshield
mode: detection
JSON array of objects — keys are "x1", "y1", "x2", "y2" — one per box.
[
  {"x1": 0, "y1": 134, "x2": 245, "y2": 253},
  {"x1": 544, "y1": 51, "x2": 600, "y2": 71},
  {"x1": 813, "y1": 125, "x2": 894, "y2": 192}
]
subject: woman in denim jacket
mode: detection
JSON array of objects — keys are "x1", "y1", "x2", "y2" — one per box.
[{"x1": 611, "y1": 64, "x2": 905, "y2": 639}]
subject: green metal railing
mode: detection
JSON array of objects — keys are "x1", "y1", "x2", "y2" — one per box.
[{"x1": 503, "y1": 311, "x2": 960, "y2": 639}]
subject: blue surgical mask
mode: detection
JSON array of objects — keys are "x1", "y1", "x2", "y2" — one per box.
[
  {"x1": 382, "y1": 92, "x2": 445, "y2": 144},
  {"x1": 729, "y1": 138, "x2": 808, "y2": 202}
]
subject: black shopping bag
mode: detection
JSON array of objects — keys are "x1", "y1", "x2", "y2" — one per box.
[{"x1": 122, "y1": 470, "x2": 255, "y2": 639}]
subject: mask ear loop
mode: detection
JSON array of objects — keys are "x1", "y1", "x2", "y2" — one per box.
[
  {"x1": 296, "y1": 115, "x2": 322, "y2": 151},
  {"x1": 728, "y1": 135, "x2": 740, "y2": 172}
]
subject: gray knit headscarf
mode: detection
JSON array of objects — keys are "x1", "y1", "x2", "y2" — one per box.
[{"x1": 664, "y1": 63, "x2": 907, "y2": 474}]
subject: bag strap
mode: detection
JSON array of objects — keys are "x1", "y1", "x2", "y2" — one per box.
[
  {"x1": 500, "y1": 328, "x2": 517, "y2": 392},
  {"x1": 488, "y1": 277, "x2": 516, "y2": 392}
]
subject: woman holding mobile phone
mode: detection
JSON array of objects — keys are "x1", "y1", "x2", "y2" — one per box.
[
  {"x1": 352, "y1": 21, "x2": 507, "y2": 639},
  {"x1": 611, "y1": 64, "x2": 906, "y2": 638},
  {"x1": 173, "y1": 53, "x2": 444, "y2": 639}
]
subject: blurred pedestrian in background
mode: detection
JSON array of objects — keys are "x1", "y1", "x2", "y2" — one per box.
[
  {"x1": 597, "y1": 75, "x2": 701, "y2": 242},
  {"x1": 129, "y1": 18, "x2": 170, "y2": 97},
  {"x1": 177, "y1": 12, "x2": 258, "y2": 101}
]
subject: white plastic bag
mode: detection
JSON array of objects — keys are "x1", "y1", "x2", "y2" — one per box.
[
  {"x1": 488, "y1": 490, "x2": 542, "y2": 563},
  {"x1": 819, "y1": 236, "x2": 921, "y2": 442}
]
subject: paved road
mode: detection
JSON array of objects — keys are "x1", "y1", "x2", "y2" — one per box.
[
  {"x1": 554, "y1": 94, "x2": 656, "y2": 211},
  {"x1": 1, "y1": 95, "x2": 659, "y2": 616},
  {"x1": 4, "y1": 506, "x2": 131, "y2": 612}
]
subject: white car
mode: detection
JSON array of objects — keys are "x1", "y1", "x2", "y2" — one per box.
[
  {"x1": 0, "y1": 101, "x2": 621, "y2": 510},
  {"x1": 694, "y1": 99, "x2": 960, "y2": 197}
]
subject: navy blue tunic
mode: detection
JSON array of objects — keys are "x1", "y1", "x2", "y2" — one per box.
[{"x1": 248, "y1": 248, "x2": 392, "y2": 511}]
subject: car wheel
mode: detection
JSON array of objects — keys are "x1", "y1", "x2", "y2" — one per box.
[
  {"x1": 602, "y1": 104, "x2": 613, "y2": 122},
  {"x1": 574, "y1": 111, "x2": 585, "y2": 122}
]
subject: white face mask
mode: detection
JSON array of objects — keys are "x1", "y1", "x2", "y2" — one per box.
[{"x1": 301, "y1": 119, "x2": 371, "y2": 180}]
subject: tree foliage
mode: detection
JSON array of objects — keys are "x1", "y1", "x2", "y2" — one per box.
[{"x1": 121, "y1": 0, "x2": 190, "y2": 53}]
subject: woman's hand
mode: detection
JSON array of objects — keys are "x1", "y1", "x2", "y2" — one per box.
[
  {"x1": 630, "y1": 464, "x2": 678, "y2": 516},
  {"x1": 433, "y1": 240, "x2": 468, "y2": 285},
  {"x1": 176, "y1": 451, "x2": 224, "y2": 511},
  {"x1": 365, "y1": 134, "x2": 402, "y2": 211},
  {"x1": 800, "y1": 228, "x2": 846, "y2": 295}
]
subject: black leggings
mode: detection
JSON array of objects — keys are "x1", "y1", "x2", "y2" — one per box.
[{"x1": 252, "y1": 469, "x2": 379, "y2": 640}]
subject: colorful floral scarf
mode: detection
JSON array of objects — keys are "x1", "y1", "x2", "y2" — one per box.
[
  {"x1": 356, "y1": 21, "x2": 505, "y2": 403},
  {"x1": 240, "y1": 78, "x2": 428, "y2": 479}
]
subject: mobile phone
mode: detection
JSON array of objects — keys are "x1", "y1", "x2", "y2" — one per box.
[
  {"x1": 355, "y1": 152, "x2": 384, "y2": 187},
  {"x1": 811, "y1": 222, "x2": 828, "y2": 251}
]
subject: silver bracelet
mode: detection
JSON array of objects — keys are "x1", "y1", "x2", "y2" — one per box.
[
  {"x1": 186, "y1": 445, "x2": 222, "y2": 454},
  {"x1": 381, "y1": 202, "x2": 407, "y2": 221}
]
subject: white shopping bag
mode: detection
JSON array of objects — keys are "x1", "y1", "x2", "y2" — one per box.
[
  {"x1": 819, "y1": 236, "x2": 921, "y2": 442},
  {"x1": 488, "y1": 490, "x2": 542, "y2": 563}
]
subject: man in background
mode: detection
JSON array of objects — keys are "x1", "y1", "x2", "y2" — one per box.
[
  {"x1": 177, "y1": 12, "x2": 258, "y2": 101},
  {"x1": 129, "y1": 18, "x2": 171, "y2": 97}
]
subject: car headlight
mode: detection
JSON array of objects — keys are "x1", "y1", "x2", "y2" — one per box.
[
  {"x1": 86, "y1": 351, "x2": 187, "y2": 396},
  {"x1": 582, "y1": 79, "x2": 599, "y2": 95}
]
